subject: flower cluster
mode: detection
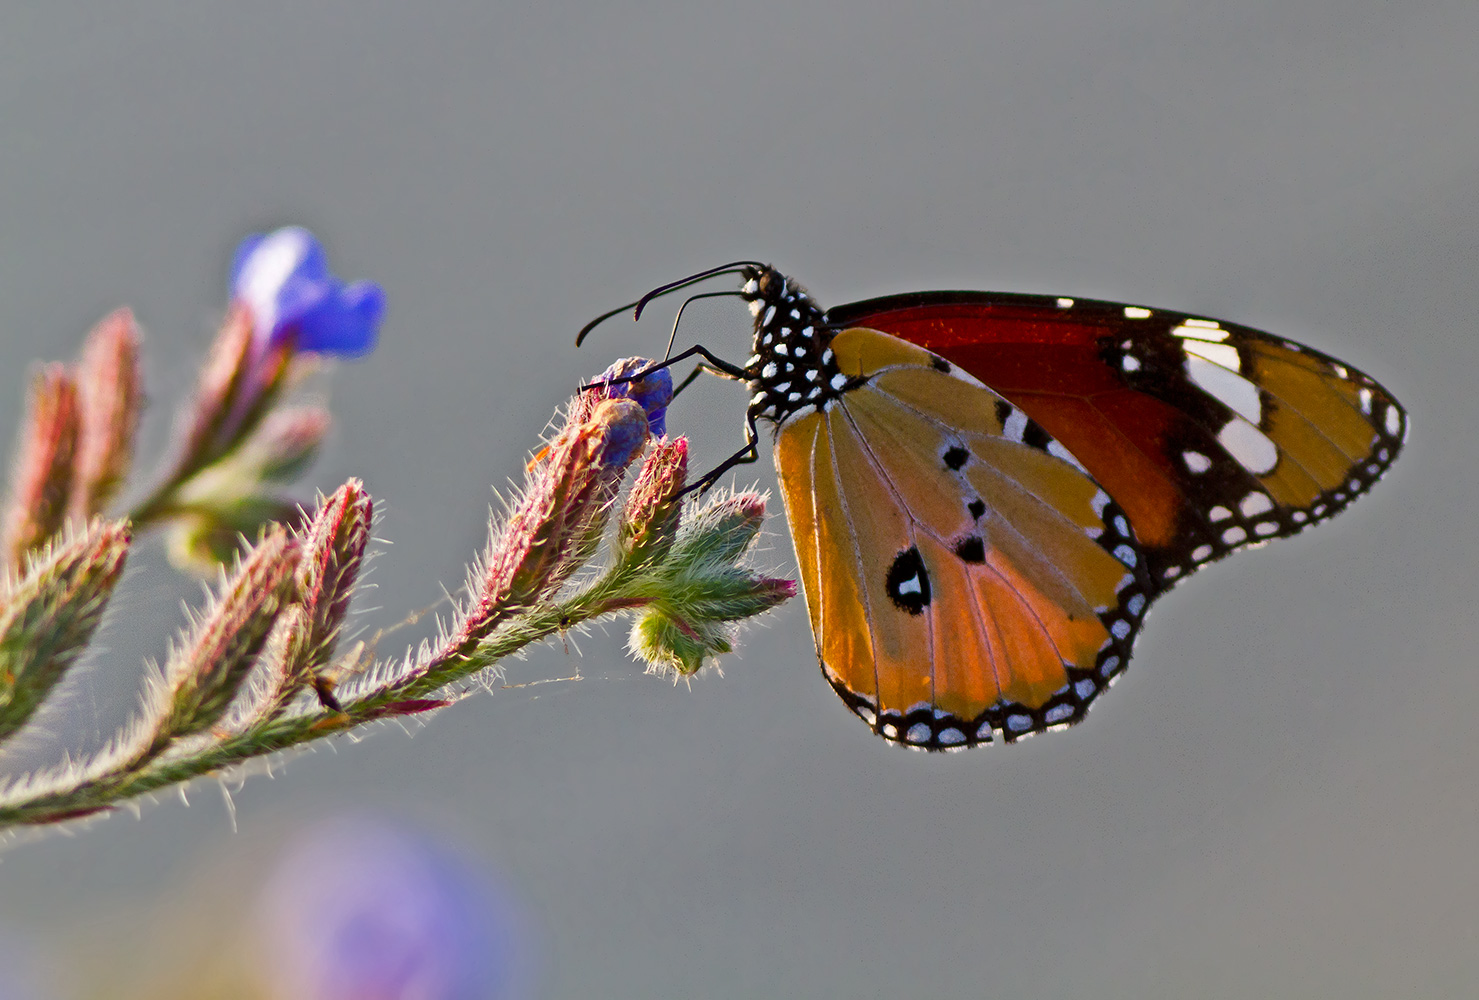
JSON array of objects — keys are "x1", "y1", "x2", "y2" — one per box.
[{"x1": 0, "y1": 230, "x2": 792, "y2": 834}]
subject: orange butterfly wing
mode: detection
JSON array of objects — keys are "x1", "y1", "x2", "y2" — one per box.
[{"x1": 774, "y1": 328, "x2": 1152, "y2": 748}]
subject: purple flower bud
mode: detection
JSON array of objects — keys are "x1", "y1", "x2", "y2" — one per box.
[
  {"x1": 593, "y1": 357, "x2": 673, "y2": 437},
  {"x1": 255, "y1": 817, "x2": 535, "y2": 1000},
  {"x1": 232, "y1": 227, "x2": 384, "y2": 358}
]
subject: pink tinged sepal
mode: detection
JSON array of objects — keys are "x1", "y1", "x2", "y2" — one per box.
[
  {"x1": 69, "y1": 309, "x2": 143, "y2": 521},
  {"x1": 618, "y1": 437, "x2": 688, "y2": 564},
  {"x1": 454, "y1": 396, "x2": 650, "y2": 650},
  {"x1": 149, "y1": 525, "x2": 299, "y2": 749},
  {"x1": 2, "y1": 365, "x2": 80, "y2": 569},
  {"x1": 169, "y1": 304, "x2": 294, "y2": 483},
  {"x1": 243, "y1": 406, "x2": 332, "y2": 484},
  {"x1": 0, "y1": 520, "x2": 131, "y2": 743},
  {"x1": 254, "y1": 479, "x2": 373, "y2": 716}
]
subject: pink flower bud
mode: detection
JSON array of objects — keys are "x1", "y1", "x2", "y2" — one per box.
[
  {"x1": 69, "y1": 309, "x2": 143, "y2": 520},
  {"x1": 448, "y1": 396, "x2": 650, "y2": 655},
  {"x1": 619, "y1": 436, "x2": 688, "y2": 563},
  {"x1": 3, "y1": 364, "x2": 80, "y2": 568},
  {"x1": 149, "y1": 525, "x2": 299, "y2": 748}
]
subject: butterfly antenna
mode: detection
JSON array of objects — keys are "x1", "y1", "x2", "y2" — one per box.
[
  {"x1": 576, "y1": 260, "x2": 765, "y2": 346},
  {"x1": 632, "y1": 260, "x2": 767, "y2": 321},
  {"x1": 575, "y1": 299, "x2": 643, "y2": 346}
]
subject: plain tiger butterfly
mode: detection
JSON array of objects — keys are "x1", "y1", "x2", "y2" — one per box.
[{"x1": 578, "y1": 262, "x2": 1408, "y2": 750}]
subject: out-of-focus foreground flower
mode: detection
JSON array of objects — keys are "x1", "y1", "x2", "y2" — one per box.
[
  {"x1": 0, "y1": 226, "x2": 385, "y2": 578},
  {"x1": 233, "y1": 226, "x2": 384, "y2": 359},
  {"x1": 252, "y1": 817, "x2": 535, "y2": 1000}
]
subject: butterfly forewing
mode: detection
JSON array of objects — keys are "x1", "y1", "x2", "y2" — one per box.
[
  {"x1": 825, "y1": 293, "x2": 1407, "y2": 592},
  {"x1": 773, "y1": 328, "x2": 1150, "y2": 749}
]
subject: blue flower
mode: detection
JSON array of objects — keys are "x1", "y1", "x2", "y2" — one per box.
[
  {"x1": 597, "y1": 358, "x2": 674, "y2": 437},
  {"x1": 232, "y1": 226, "x2": 384, "y2": 357}
]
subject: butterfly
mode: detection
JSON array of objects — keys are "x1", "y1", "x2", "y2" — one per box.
[{"x1": 578, "y1": 262, "x2": 1407, "y2": 750}]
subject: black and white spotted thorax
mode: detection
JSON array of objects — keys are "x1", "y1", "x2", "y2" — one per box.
[{"x1": 739, "y1": 265, "x2": 851, "y2": 424}]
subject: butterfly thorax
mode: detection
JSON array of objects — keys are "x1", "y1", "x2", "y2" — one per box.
[{"x1": 739, "y1": 265, "x2": 850, "y2": 425}]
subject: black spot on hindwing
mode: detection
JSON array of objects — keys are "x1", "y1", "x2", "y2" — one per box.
[
  {"x1": 953, "y1": 536, "x2": 986, "y2": 563},
  {"x1": 885, "y1": 547, "x2": 931, "y2": 615},
  {"x1": 967, "y1": 498, "x2": 986, "y2": 520},
  {"x1": 942, "y1": 446, "x2": 969, "y2": 470},
  {"x1": 931, "y1": 355, "x2": 952, "y2": 373}
]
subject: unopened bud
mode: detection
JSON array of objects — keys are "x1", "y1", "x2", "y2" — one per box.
[
  {"x1": 285, "y1": 481, "x2": 372, "y2": 690},
  {"x1": 246, "y1": 406, "x2": 332, "y2": 483},
  {"x1": 170, "y1": 305, "x2": 294, "y2": 483},
  {"x1": 671, "y1": 491, "x2": 767, "y2": 567},
  {"x1": 3, "y1": 365, "x2": 80, "y2": 568},
  {"x1": 623, "y1": 490, "x2": 794, "y2": 677},
  {"x1": 0, "y1": 520, "x2": 131, "y2": 741},
  {"x1": 450, "y1": 395, "x2": 649, "y2": 653},
  {"x1": 69, "y1": 309, "x2": 143, "y2": 520},
  {"x1": 151, "y1": 525, "x2": 298, "y2": 745},
  {"x1": 619, "y1": 437, "x2": 688, "y2": 563}
]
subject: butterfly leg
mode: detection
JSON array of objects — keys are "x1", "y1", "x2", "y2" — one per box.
[
  {"x1": 672, "y1": 360, "x2": 747, "y2": 400},
  {"x1": 580, "y1": 345, "x2": 749, "y2": 392},
  {"x1": 683, "y1": 411, "x2": 762, "y2": 496}
]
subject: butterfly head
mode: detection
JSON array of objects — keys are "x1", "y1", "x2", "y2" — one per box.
[{"x1": 738, "y1": 265, "x2": 848, "y2": 424}]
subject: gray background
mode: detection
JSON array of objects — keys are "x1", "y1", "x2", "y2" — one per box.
[{"x1": 0, "y1": 3, "x2": 1473, "y2": 997}]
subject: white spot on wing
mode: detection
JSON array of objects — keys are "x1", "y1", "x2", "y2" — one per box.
[
  {"x1": 1056, "y1": 297, "x2": 1074, "y2": 308},
  {"x1": 1183, "y1": 450, "x2": 1212, "y2": 474},
  {"x1": 1218, "y1": 417, "x2": 1279, "y2": 475},
  {"x1": 1002, "y1": 409, "x2": 1029, "y2": 442},
  {"x1": 1124, "y1": 306, "x2": 1152, "y2": 319},
  {"x1": 1171, "y1": 322, "x2": 1230, "y2": 342},
  {"x1": 1385, "y1": 405, "x2": 1402, "y2": 437},
  {"x1": 1047, "y1": 440, "x2": 1087, "y2": 471},
  {"x1": 1183, "y1": 339, "x2": 1241, "y2": 371},
  {"x1": 1187, "y1": 353, "x2": 1262, "y2": 422},
  {"x1": 1240, "y1": 492, "x2": 1273, "y2": 517},
  {"x1": 1122, "y1": 355, "x2": 1141, "y2": 373}
]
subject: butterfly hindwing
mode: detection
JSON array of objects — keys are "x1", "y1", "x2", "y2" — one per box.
[{"x1": 774, "y1": 328, "x2": 1151, "y2": 749}]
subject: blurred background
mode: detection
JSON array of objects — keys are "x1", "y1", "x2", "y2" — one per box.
[{"x1": 0, "y1": 2, "x2": 1474, "y2": 997}]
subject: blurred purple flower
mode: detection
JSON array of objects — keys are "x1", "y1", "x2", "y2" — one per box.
[
  {"x1": 232, "y1": 226, "x2": 384, "y2": 358},
  {"x1": 255, "y1": 817, "x2": 535, "y2": 1000},
  {"x1": 0, "y1": 926, "x2": 54, "y2": 1000}
]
